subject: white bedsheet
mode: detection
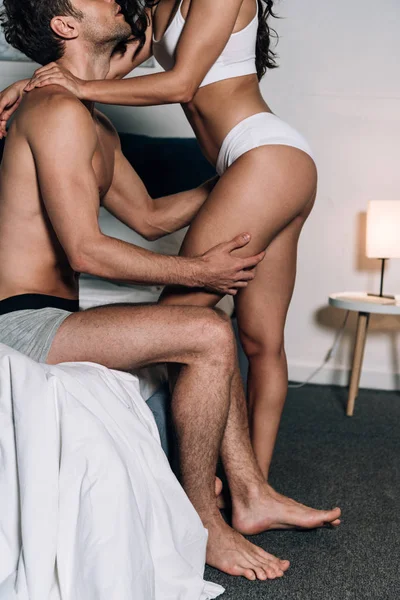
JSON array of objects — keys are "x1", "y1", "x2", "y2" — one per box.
[{"x1": 0, "y1": 344, "x2": 224, "y2": 600}]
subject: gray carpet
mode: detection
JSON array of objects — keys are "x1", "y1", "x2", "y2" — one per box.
[{"x1": 205, "y1": 384, "x2": 400, "y2": 600}]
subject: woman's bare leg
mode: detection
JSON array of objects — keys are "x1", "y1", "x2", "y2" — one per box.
[
  {"x1": 236, "y1": 197, "x2": 314, "y2": 478},
  {"x1": 161, "y1": 145, "x2": 341, "y2": 529}
]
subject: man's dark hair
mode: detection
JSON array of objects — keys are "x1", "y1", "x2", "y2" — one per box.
[{"x1": 0, "y1": 0, "x2": 84, "y2": 65}]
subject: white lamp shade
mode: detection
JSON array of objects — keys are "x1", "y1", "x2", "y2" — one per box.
[{"x1": 366, "y1": 201, "x2": 400, "y2": 258}]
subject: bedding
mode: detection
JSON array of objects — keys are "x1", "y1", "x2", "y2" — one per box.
[{"x1": 0, "y1": 343, "x2": 224, "y2": 600}]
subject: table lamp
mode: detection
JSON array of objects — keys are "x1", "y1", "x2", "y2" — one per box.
[{"x1": 366, "y1": 200, "x2": 400, "y2": 298}]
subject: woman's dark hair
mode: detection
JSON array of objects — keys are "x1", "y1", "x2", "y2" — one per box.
[
  {"x1": 0, "y1": 0, "x2": 84, "y2": 65},
  {"x1": 117, "y1": 0, "x2": 160, "y2": 57},
  {"x1": 256, "y1": 0, "x2": 279, "y2": 80}
]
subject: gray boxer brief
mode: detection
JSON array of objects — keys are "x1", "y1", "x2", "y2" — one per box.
[{"x1": 0, "y1": 295, "x2": 79, "y2": 363}]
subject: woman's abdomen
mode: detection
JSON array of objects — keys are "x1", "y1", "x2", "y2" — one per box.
[{"x1": 182, "y1": 75, "x2": 270, "y2": 166}]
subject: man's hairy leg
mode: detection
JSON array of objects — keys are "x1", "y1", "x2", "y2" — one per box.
[
  {"x1": 47, "y1": 303, "x2": 233, "y2": 370},
  {"x1": 47, "y1": 303, "x2": 288, "y2": 580}
]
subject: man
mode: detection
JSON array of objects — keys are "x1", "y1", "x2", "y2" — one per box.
[{"x1": 0, "y1": 0, "x2": 341, "y2": 581}]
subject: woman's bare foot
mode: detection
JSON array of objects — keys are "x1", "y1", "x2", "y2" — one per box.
[
  {"x1": 232, "y1": 484, "x2": 341, "y2": 535},
  {"x1": 215, "y1": 476, "x2": 226, "y2": 509},
  {"x1": 206, "y1": 513, "x2": 290, "y2": 580}
]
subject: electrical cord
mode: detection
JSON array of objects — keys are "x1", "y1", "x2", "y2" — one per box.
[{"x1": 288, "y1": 310, "x2": 350, "y2": 389}]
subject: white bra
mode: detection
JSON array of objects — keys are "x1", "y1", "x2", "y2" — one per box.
[{"x1": 152, "y1": 0, "x2": 258, "y2": 88}]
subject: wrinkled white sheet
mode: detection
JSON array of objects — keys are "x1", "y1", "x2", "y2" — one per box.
[{"x1": 0, "y1": 344, "x2": 224, "y2": 600}]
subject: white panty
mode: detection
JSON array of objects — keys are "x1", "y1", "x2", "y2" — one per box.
[{"x1": 216, "y1": 112, "x2": 314, "y2": 176}]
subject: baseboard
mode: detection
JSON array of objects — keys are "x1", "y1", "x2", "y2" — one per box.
[{"x1": 288, "y1": 360, "x2": 400, "y2": 392}]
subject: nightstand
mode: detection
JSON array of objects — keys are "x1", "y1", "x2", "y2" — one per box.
[{"x1": 328, "y1": 292, "x2": 400, "y2": 416}]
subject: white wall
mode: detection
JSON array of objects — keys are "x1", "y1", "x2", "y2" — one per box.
[
  {"x1": 1, "y1": 0, "x2": 399, "y2": 390},
  {"x1": 265, "y1": 0, "x2": 400, "y2": 391}
]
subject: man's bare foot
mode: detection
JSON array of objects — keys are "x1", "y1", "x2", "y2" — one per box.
[
  {"x1": 232, "y1": 484, "x2": 341, "y2": 535},
  {"x1": 206, "y1": 513, "x2": 290, "y2": 580}
]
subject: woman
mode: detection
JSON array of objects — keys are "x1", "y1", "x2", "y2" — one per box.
[{"x1": 1, "y1": 0, "x2": 337, "y2": 529}]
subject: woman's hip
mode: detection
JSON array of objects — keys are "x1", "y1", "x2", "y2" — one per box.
[{"x1": 216, "y1": 112, "x2": 315, "y2": 176}]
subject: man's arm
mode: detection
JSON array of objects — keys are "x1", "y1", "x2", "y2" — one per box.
[
  {"x1": 103, "y1": 136, "x2": 217, "y2": 241},
  {"x1": 26, "y1": 92, "x2": 264, "y2": 295}
]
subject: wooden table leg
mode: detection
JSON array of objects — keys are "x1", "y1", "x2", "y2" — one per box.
[{"x1": 347, "y1": 311, "x2": 370, "y2": 416}]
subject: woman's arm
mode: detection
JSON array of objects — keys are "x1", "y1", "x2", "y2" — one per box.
[
  {"x1": 0, "y1": 79, "x2": 30, "y2": 137},
  {"x1": 26, "y1": 0, "x2": 244, "y2": 106}
]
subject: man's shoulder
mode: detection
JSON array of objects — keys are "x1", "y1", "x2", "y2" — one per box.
[{"x1": 17, "y1": 86, "x2": 94, "y2": 136}]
